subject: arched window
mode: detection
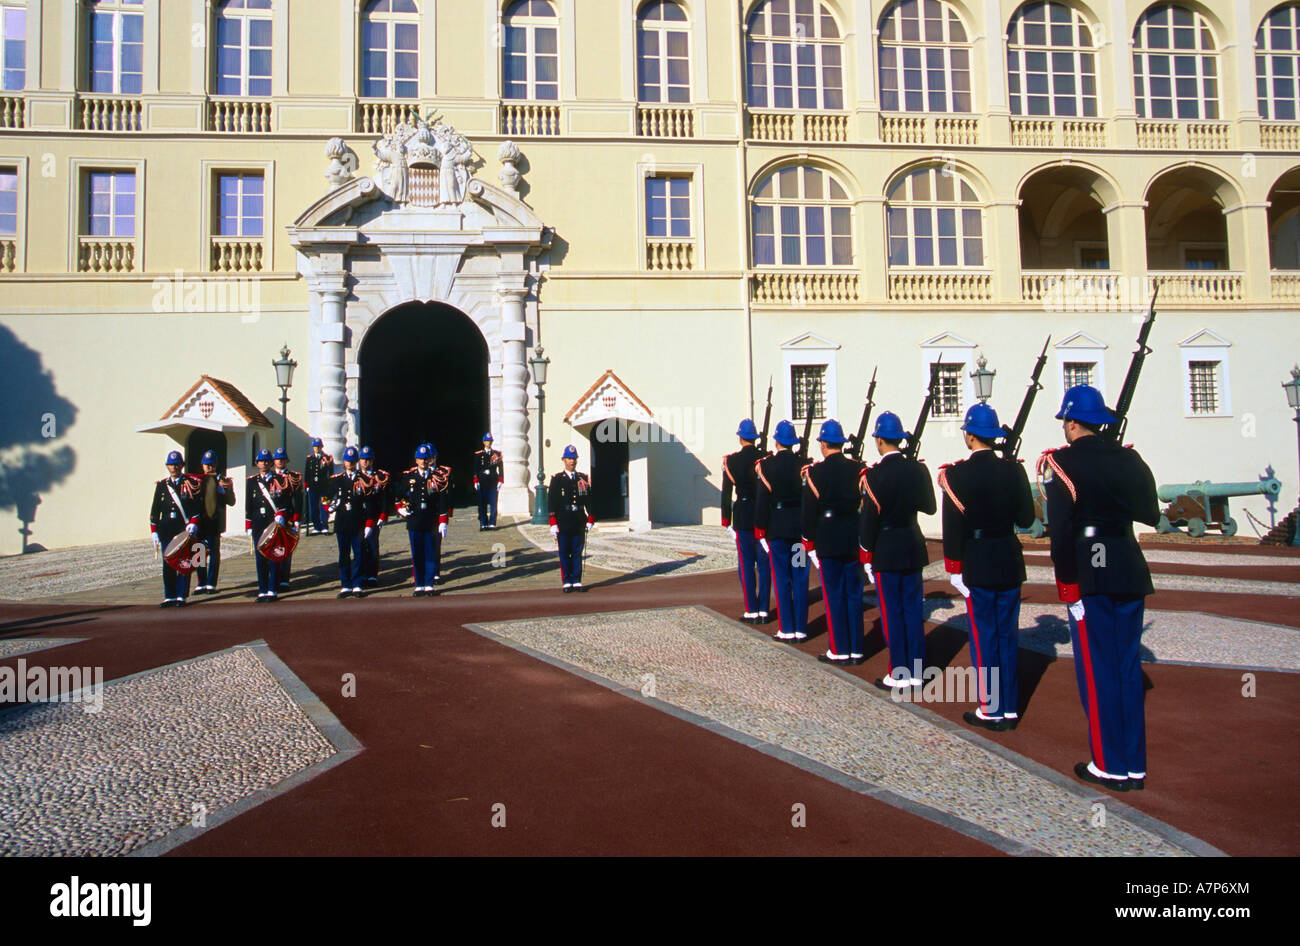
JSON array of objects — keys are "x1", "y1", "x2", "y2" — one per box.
[
  {"x1": 361, "y1": 0, "x2": 418, "y2": 99},
  {"x1": 87, "y1": 0, "x2": 144, "y2": 94},
  {"x1": 638, "y1": 1, "x2": 689, "y2": 104},
  {"x1": 751, "y1": 165, "x2": 853, "y2": 267},
  {"x1": 886, "y1": 166, "x2": 983, "y2": 267},
  {"x1": 2, "y1": 2, "x2": 26, "y2": 91},
  {"x1": 878, "y1": 0, "x2": 971, "y2": 113},
  {"x1": 1257, "y1": 4, "x2": 1300, "y2": 120},
  {"x1": 1006, "y1": 1, "x2": 1097, "y2": 117},
  {"x1": 746, "y1": 0, "x2": 843, "y2": 111},
  {"x1": 1133, "y1": 4, "x2": 1219, "y2": 120},
  {"x1": 503, "y1": 0, "x2": 558, "y2": 101},
  {"x1": 215, "y1": 0, "x2": 271, "y2": 97}
]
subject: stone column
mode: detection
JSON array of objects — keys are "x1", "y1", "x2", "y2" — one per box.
[
  {"x1": 315, "y1": 273, "x2": 349, "y2": 460},
  {"x1": 1223, "y1": 202, "x2": 1272, "y2": 302},
  {"x1": 497, "y1": 286, "x2": 532, "y2": 516}
]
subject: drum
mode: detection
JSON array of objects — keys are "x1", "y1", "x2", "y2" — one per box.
[
  {"x1": 202, "y1": 475, "x2": 221, "y2": 519},
  {"x1": 163, "y1": 531, "x2": 201, "y2": 574},
  {"x1": 257, "y1": 521, "x2": 299, "y2": 563}
]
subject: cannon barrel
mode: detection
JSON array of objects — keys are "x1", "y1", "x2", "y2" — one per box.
[{"x1": 1157, "y1": 478, "x2": 1282, "y2": 503}]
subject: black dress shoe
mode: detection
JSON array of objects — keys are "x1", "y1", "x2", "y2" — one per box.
[
  {"x1": 817, "y1": 654, "x2": 848, "y2": 665},
  {"x1": 962, "y1": 711, "x2": 1008, "y2": 732},
  {"x1": 413, "y1": 589, "x2": 426, "y2": 597},
  {"x1": 1003, "y1": 717, "x2": 1021, "y2": 730},
  {"x1": 847, "y1": 656, "x2": 866, "y2": 666},
  {"x1": 563, "y1": 586, "x2": 572, "y2": 593},
  {"x1": 873, "y1": 678, "x2": 905, "y2": 692},
  {"x1": 337, "y1": 589, "x2": 352, "y2": 599},
  {"x1": 1073, "y1": 762, "x2": 1130, "y2": 792},
  {"x1": 1129, "y1": 777, "x2": 1145, "y2": 791},
  {"x1": 159, "y1": 600, "x2": 170, "y2": 609}
]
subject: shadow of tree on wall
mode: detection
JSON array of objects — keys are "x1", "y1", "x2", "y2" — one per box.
[{"x1": 0, "y1": 325, "x2": 79, "y2": 553}]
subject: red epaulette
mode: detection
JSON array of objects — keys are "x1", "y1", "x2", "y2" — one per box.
[
  {"x1": 1037, "y1": 446, "x2": 1076, "y2": 502},
  {"x1": 936, "y1": 465, "x2": 964, "y2": 514}
]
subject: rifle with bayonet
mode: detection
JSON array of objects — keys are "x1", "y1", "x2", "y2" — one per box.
[
  {"x1": 757, "y1": 375, "x2": 773, "y2": 454},
  {"x1": 902, "y1": 355, "x2": 942, "y2": 461},
  {"x1": 1103, "y1": 285, "x2": 1159, "y2": 445},
  {"x1": 845, "y1": 367, "x2": 878, "y2": 461},
  {"x1": 798, "y1": 378, "x2": 820, "y2": 462},
  {"x1": 998, "y1": 336, "x2": 1051, "y2": 462}
]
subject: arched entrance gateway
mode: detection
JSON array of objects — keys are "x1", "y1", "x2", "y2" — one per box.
[{"x1": 287, "y1": 121, "x2": 550, "y2": 516}]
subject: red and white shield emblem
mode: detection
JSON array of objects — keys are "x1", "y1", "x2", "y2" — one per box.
[
  {"x1": 602, "y1": 394, "x2": 616, "y2": 410},
  {"x1": 200, "y1": 399, "x2": 214, "y2": 419}
]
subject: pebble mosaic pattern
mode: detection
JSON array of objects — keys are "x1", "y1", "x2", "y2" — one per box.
[
  {"x1": 0, "y1": 638, "x2": 83, "y2": 658},
  {"x1": 518, "y1": 524, "x2": 736, "y2": 576},
  {"x1": 0, "y1": 540, "x2": 245, "y2": 602},
  {"x1": 0, "y1": 647, "x2": 336, "y2": 856},
  {"x1": 475, "y1": 607, "x2": 1197, "y2": 856}
]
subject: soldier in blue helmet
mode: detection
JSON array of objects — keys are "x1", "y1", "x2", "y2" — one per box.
[
  {"x1": 860, "y1": 411, "x2": 937, "y2": 689},
  {"x1": 149, "y1": 449, "x2": 200, "y2": 607},
  {"x1": 245, "y1": 448, "x2": 292, "y2": 601},
  {"x1": 801, "y1": 419, "x2": 866, "y2": 662},
  {"x1": 194, "y1": 449, "x2": 234, "y2": 594},
  {"x1": 721, "y1": 418, "x2": 771, "y2": 624},
  {"x1": 755, "y1": 420, "x2": 810, "y2": 642},
  {"x1": 304, "y1": 437, "x2": 334, "y2": 535},
  {"x1": 327, "y1": 446, "x2": 368, "y2": 597},
  {"x1": 1039, "y1": 385, "x2": 1160, "y2": 792},
  {"x1": 938, "y1": 403, "x2": 1036, "y2": 731},
  {"x1": 271, "y1": 447, "x2": 303, "y2": 591},
  {"x1": 396, "y1": 443, "x2": 452, "y2": 596},
  {"x1": 357, "y1": 446, "x2": 390, "y2": 587},
  {"x1": 548, "y1": 444, "x2": 594, "y2": 591},
  {"x1": 473, "y1": 433, "x2": 504, "y2": 531}
]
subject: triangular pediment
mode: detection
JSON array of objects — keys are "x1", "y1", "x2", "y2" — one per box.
[
  {"x1": 565, "y1": 370, "x2": 655, "y2": 427},
  {"x1": 141, "y1": 375, "x2": 273, "y2": 432},
  {"x1": 1179, "y1": 328, "x2": 1232, "y2": 347},
  {"x1": 1056, "y1": 331, "x2": 1108, "y2": 350},
  {"x1": 920, "y1": 332, "x2": 976, "y2": 348},
  {"x1": 781, "y1": 331, "x2": 841, "y2": 350}
]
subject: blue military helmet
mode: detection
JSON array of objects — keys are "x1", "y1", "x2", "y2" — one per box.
[
  {"x1": 359, "y1": 446, "x2": 374, "y2": 460},
  {"x1": 342, "y1": 446, "x2": 359, "y2": 462},
  {"x1": 165, "y1": 450, "x2": 184, "y2": 465},
  {"x1": 311, "y1": 437, "x2": 323, "y2": 447},
  {"x1": 255, "y1": 449, "x2": 272, "y2": 463},
  {"x1": 272, "y1": 447, "x2": 288, "y2": 461},
  {"x1": 736, "y1": 418, "x2": 759, "y2": 441},
  {"x1": 1056, "y1": 384, "x2": 1117, "y2": 426},
  {"x1": 817, "y1": 419, "x2": 848, "y2": 444},
  {"x1": 773, "y1": 419, "x2": 799, "y2": 446},
  {"x1": 872, "y1": 411, "x2": 910, "y2": 442},
  {"x1": 482, "y1": 433, "x2": 493, "y2": 442},
  {"x1": 201, "y1": 450, "x2": 218, "y2": 465},
  {"x1": 414, "y1": 444, "x2": 431, "y2": 460},
  {"x1": 961, "y1": 403, "x2": 1005, "y2": 441},
  {"x1": 562, "y1": 444, "x2": 579, "y2": 459}
]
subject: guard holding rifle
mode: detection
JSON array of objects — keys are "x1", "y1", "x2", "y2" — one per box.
[
  {"x1": 328, "y1": 446, "x2": 368, "y2": 598},
  {"x1": 939, "y1": 404, "x2": 1036, "y2": 731},
  {"x1": 721, "y1": 419, "x2": 771, "y2": 624},
  {"x1": 396, "y1": 443, "x2": 451, "y2": 596},
  {"x1": 304, "y1": 438, "x2": 333, "y2": 535},
  {"x1": 474, "y1": 434, "x2": 503, "y2": 531},
  {"x1": 755, "y1": 420, "x2": 809, "y2": 642},
  {"x1": 548, "y1": 444, "x2": 594, "y2": 591},
  {"x1": 801, "y1": 420, "x2": 865, "y2": 663},
  {"x1": 859, "y1": 412, "x2": 937, "y2": 690},
  {"x1": 245, "y1": 448, "x2": 292, "y2": 602},
  {"x1": 271, "y1": 447, "x2": 303, "y2": 590},
  {"x1": 150, "y1": 449, "x2": 201, "y2": 608},
  {"x1": 194, "y1": 449, "x2": 235, "y2": 595}
]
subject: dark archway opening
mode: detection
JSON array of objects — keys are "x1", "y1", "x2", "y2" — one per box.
[
  {"x1": 359, "y1": 301, "x2": 489, "y2": 507},
  {"x1": 185, "y1": 429, "x2": 227, "y2": 475},
  {"x1": 590, "y1": 420, "x2": 630, "y2": 522}
]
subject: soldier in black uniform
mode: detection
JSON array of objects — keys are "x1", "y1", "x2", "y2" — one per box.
[
  {"x1": 800, "y1": 420, "x2": 865, "y2": 664},
  {"x1": 938, "y1": 404, "x2": 1036, "y2": 731},
  {"x1": 755, "y1": 420, "x2": 809, "y2": 642},
  {"x1": 304, "y1": 437, "x2": 334, "y2": 535},
  {"x1": 244, "y1": 448, "x2": 292, "y2": 601},
  {"x1": 860, "y1": 411, "x2": 937, "y2": 690},
  {"x1": 327, "y1": 446, "x2": 368, "y2": 598},
  {"x1": 1039, "y1": 385, "x2": 1160, "y2": 792},
  {"x1": 548, "y1": 444, "x2": 594, "y2": 591},
  {"x1": 357, "y1": 446, "x2": 390, "y2": 586},
  {"x1": 271, "y1": 447, "x2": 303, "y2": 590},
  {"x1": 721, "y1": 418, "x2": 771, "y2": 623},
  {"x1": 149, "y1": 449, "x2": 200, "y2": 607},
  {"x1": 194, "y1": 449, "x2": 235, "y2": 594},
  {"x1": 395, "y1": 443, "x2": 452, "y2": 595},
  {"x1": 473, "y1": 433, "x2": 503, "y2": 531}
]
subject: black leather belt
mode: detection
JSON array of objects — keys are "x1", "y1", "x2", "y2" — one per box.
[
  {"x1": 774, "y1": 500, "x2": 799, "y2": 509},
  {"x1": 735, "y1": 495, "x2": 752, "y2": 503},
  {"x1": 879, "y1": 523, "x2": 915, "y2": 532},
  {"x1": 971, "y1": 528, "x2": 1013, "y2": 539},
  {"x1": 1076, "y1": 525, "x2": 1131, "y2": 539},
  {"x1": 822, "y1": 509, "x2": 856, "y2": 518}
]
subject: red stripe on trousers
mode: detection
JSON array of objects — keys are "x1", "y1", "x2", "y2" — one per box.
[
  {"x1": 767, "y1": 547, "x2": 783, "y2": 631},
  {"x1": 964, "y1": 595, "x2": 991, "y2": 714},
  {"x1": 1075, "y1": 611, "x2": 1107, "y2": 773},
  {"x1": 734, "y1": 533, "x2": 751, "y2": 612},
  {"x1": 816, "y1": 562, "x2": 839, "y2": 656}
]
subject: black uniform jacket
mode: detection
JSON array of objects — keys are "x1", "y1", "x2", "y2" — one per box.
[
  {"x1": 721, "y1": 444, "x2": 765, "y2": 531},
  {"x1": 358, "y1": 468, "x2": 390, "y2": 526},
  {"x1": 150, "y1": 476, "x2": 200, "y2": 540},
  {"x1": 197, "y1": 473, "x2": 236, "y2": 534},
  {"x1": 754, "y1": 449, "x2": 805, "y2": 542},
  {"x1": 1040, "y1": 435, "x2": 1160, "y2": 598},
  {"x1": 473, "y1": 449, "x2": 504, "y2": 487},
  {"x1": 327, "y1": 471, "x2": 372, "y2": 536},
  {"x1": 274, "y1": 467, "x2": 304, "y2": 520},
  {"x1": 396, "y1": 465, "x2": 451, "y2": 532},
  {"x1": 939, "y1": 450, "x2": 1035, "y2": 590},
  {"x1": 244, "y1": 473, "x2": 293, "y2": 536},
  {"x1": 305, "y1": 451, "x2": 334, "y2": 492},
  {"x1": 859, "y1": 452, "x2": 937, "y2": 572},
  {"x1": 548, "y1": 470, "x2": 594, "y2": 535},
  {"x1": 800, "y1": 451, "x2": 865, "y2": 559}
]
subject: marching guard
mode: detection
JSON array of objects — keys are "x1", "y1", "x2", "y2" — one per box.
[
  {"x1": 473, "y1": 433, "x2": 504, "y2": 531},
  {"x1": 800, "y1": 420, "x2": 865, "y2": 663},
  {"x1": 548, "y1": 444, "x2": 594, "y2": 591},
  {"x1": 305, "y1": 437, "x2": 334, "y2": 535},
  {"x1": 271, "y1": 447, "x2": 303, "y2": 590},
  {"x1": 357, "y1": 446, "x2": 390, "y2": 586},
  {"x1": 755, "y1": 420, "x2": 809, "y2": 642},
  {"x1": 194, "y1": 449, "x2": 235, "y2": 594},
  {"x1": 859, "y1": 412, "x2": 937, "y2": 690},
  {"x1": 1040, "y1": 385, "x2": 1160, "y2": 792},
  {"x1": 244, "y1": 448, "x2": 292, "y2": 602},
  {"x1": 327, "y1": 446, "x2": 369, "y2": 598},
  {"x1": 395, "y1": 444, "x2": 451, "y2": 596},
  {"x1": 938, "y1": 404, "x2": 1036, "y2": 730},
  {"x1": 721, "y1": 419, "x2": 771, "y2": 624},
  {"x1": 149, "y1": 450, "x2": 201, "y2": 607}
]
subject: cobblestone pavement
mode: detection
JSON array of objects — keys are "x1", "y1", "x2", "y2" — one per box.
[
  {"x1": 517, "y1": 524, "x2": 735, "y2": 576},
  {"x1": 472, "y1": 607, "x2": 1208, "y2": 856},
  {"x1": 0, "y1": 539, "x2": 241, "y2": 601},
  {"x1": 1024, "y1": 549, "x2": 1300, "y2": 568},
  {"x1": 0, "y1": 646, "x2": 340, "y2": 856},
  {"x1": 0, "y1": 638, "x2": 84, "y2": 658},
  {"x1": 1022, "y1": 565, "x2": 1300, "y2": 598}
]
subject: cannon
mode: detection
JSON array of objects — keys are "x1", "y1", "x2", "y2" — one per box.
[{"x1": 1156, "y1": 478, "x2": 1282, "y2": 538}]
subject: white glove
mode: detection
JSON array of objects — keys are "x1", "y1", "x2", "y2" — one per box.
[
  {"x1": 186, "y1": 523, "x2": 198, "y2": 536},
  {"x1": 550, "y1": 525, "x2": 559, "y2": 537},
  {"x1": 1068, "y1": 601, "x2": 1086, "y2": 622},
  {"x1": 398, "y1": 506, "x2": 411, "y2": 518},
  {"x1": 438, "y1": 523, "x2": 447, "y2": 539},
  {"x1": 364, "y1": 526, "x2": 374, "y2": 539},
  {"x1": 949, "y1": 573, "x2": 970, "y2": 599},
  {"x1": 759, "y1": 538, "x2": 770, "y2": 554},
  {"x1": 245, "y1": 529, "x2": 253, "y2": 537},
  {"x1": 725, "y1": 525, "x2": 736, "y2": 541},
  {"x1": 864, "y1": 562, "x2": 875, "y2": 585},
  {"x1": 585, "y1": 522, "x2": 593, "y2": 533},
  {"x1": 152, "y1": 533, "x2": 162, "y2": 549},
  {"x1": 808, "y1": 550, "x2": 820, "y2": 570},
  {"x1": 275, "y1": 514, "x2": 285, "y2": 525}
]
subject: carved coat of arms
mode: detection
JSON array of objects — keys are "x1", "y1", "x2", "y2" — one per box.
[{"x1": 372, "y1": 117, "x2": 476, "y2": 208}]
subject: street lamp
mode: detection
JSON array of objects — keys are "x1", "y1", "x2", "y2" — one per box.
[
  {"x1": 971, "y1": 352, "x2": 996, "y2": 404},
  {"x1": 1284, "y1": 365, "x2": 1300, "y2": 545},
  {"x1": 529, "y1": 347, "x2": 551, "y2": 524},
  {"x1": 272, "y1": 344, "x2": 297, "y2": 455}
]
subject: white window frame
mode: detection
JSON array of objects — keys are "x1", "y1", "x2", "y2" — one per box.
[
  {"x1": 745, "y1": 0, "x2": 845, "y2": 111},
  {"x1": 877, "y1": 0, "x2": 973, "y2": 113},
  {"x1": 214, "y1": 0, "x2": 273, "y2": 98},
  {"x1": 67, "y1": 156, "x2": 145, "y2": 271},
  {"x1": 86, "y1": 0, "x2": 145, "y2": 95},
  {"x1": 637, "y1": 1, "x2": 691, "y2": 104},
  {"x1": 1257, "y1": 4, "x2": 1300, "y2": 121},
  {"x1": 502, "y1": 0, "x2": 559, "y2": 101},
  {"x1": 0, "y1": 155, "x2": 28, "y2": 272},
  {"x1": 201, "y1": 159, "x2": 275, "y2": 269},
  {"x1": 635, "y1": 158, "x2": 703, "y2": 269},
  {"x1": 1, "y1": 1, "x2": 25, "y2": 92},
  {"x1": 1180, "y1": 330, "x2": 1232, "y2": 418},
  {"x1": 1133, "y1": 3, "x2": 1220, "y2": 121},
  {"x1": 781, "y1": 331, "x2": 840, "y2": 425},
  {"x1": 1054, "y1": 332, "x2": 1107, "y2": 405},
  {"x1": 921, "y1": 334, "x2": 975, "y2": 422},
  {"x1": 360, "y1": 0, "x2": 420, "y2": 100},
  {"x1": 1006, "y1": 0, "x2": 1099, "y2": 118},
  {"x1": 751, "y1": 164, "x2": 854, "y2": 269},
  {"x1": 886, "y1": 165, "x2": 985, "y2": 269}
]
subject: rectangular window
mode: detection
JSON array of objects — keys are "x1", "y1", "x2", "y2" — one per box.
[
  {"x1": 645, "y1": 176, "x2": 690, "y2": 238},
  {"x1": 0, "y1": 167, "x2": 17, "y2": 235},
  {"x1": 90, "y1": 6, "x2": 143, "y2": 95},
  {"x1": 1188, "y1": 360, "x2": 1220, "y2": 414},
  {"x1": 791, "y1": 364, "x2": 827, "y2": 420},
  {"x1": 933, "y1": 362, "x2": 963, "y2": 419},
  {"x1": 2, "y1": 5, "x2": 24, "y2": 91},
  {"x1": 86, "y1": 170, "x2": 135, "y2": 237},
  {"x1": 1063, "y1": 361, "x2": 1094, "y2": 389},
  {"x1": 216, "y1": 13, "x2": 272, "y2": 97},
  {"x1": 1184, "y1": 246, "x2": 1226, "y2": 270},
  {"x1": 217, "y1": 172, "x2": 264, "y2": 238}
]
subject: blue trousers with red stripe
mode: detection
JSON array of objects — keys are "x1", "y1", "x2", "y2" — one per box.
[
  {"x1": 877, "y1": 569, "x2": 925, "y2": 680},
  {"x1": 817, "y1": 555, "x2": 863, "y2": 656},
  {"x1": 733, "y1": 529, "x2": 771, "y2": 615},
  {"x1": 767, "y1": 539, "x2": 809, "y2": 636},
  {"x1": 557, "y1": 531, "x2": 585, "y2": 584},
  {"x1": 965, "y1": 586, "x2": 1021, "y2": 718},
  {"x1": 1067, "y1": 594, "x2": 1147, "y2": 778},
  {"x1": 408, "y1": 529, "x2": 437, "y2": 587}
]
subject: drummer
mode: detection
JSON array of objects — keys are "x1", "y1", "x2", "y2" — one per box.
[
  {"x1": 271, "y1": 447, "x2": 303, "y2": 591},
  {"x1": 245, "y1": 448, "x2": 292, "y2": 602},
  {"x1": 149, "y1": 449, "x2": 200, "y2": 608},
  {"x1": 194, "y1": 449, "x2": 235, "y2": 594}
]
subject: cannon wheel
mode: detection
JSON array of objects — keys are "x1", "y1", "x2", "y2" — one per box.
[
  {"x1": 1187, "y1": 518, "x2": 1207, "y2": 538},
  {"x1": 1221, "y1": 517, "x2": 1238, "y2": 537},
  {"x1": 1157, "y1": 515, "x2": 1174, "y2": 534},
  {"x1": 1029, "y1": 518, "x2": 1046, "y2": 539}
]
